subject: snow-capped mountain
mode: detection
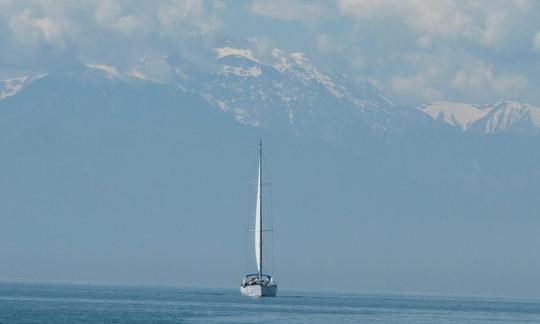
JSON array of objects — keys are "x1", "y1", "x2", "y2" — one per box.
[
  {"x1": 81, "y1": 46, "x2": 401, "y2": 133},
  {"x1": 167, "y1": 47, "x2": 406, "y2": 140},
  {"x1": 2, "y1": 45, "x2": 540, "y2": 138},
  {"x1": 419, "y1": 101, "x2": 540, "y2": 135},
  {"x1": 0, "y1": 74, "x2": 47, "y2": 100}
]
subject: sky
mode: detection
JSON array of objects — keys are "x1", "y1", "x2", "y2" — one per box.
[{"x1": 1, "y1": 0, "x2": 540, "y2": 105}]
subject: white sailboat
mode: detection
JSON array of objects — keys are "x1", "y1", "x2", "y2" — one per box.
[{"x1": 240, "y1": 140, "x2": 277, "y2": 297}]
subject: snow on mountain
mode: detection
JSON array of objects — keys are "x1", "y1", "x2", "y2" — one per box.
[
  {"x1": 0, "y1": 74, "x2": 47, "y2": 100},
  {"x1": 221, "y1": 64, "x2": 262, "y2": 77},
  {"x1": 420, "y1": 101, "x2": 540, "y2": 135},
  {"x1": 215, "y1": 47, "x2": 259, "y2": 63},
  {"x1": 169, "y1": 47, "x2": 402, "y2": 137},
  {"x1": 85, "y1": 63, "x2": 121, "y2": 79},
  {"x1": 86, "y1": 63, "x2": 166, "y2": 85},
  {"x1": 128, "y1": 70, "x2": 165, "y2": 84},
  {"x1": 3, "y1": 44, "x2": 539, "y2": 138},
  {"x1": 420, "y1": 101, "x2": 489, "y2": 131},
  {"x1": 474, "y1": 101, "x2": 540, "y2": 135}
]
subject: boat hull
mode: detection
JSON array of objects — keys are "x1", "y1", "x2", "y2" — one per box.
[{"x1": 240, "y1": 284, "x2": 277, "y2": 297}]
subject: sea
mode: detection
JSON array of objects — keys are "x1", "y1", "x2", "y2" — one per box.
[{"x1": 1, "y1": 282, "x2": 539, "y2": 323}]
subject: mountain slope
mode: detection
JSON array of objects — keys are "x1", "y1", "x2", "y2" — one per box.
[
  {"x1": 419, "y1": 101, "x2": 540, "y2": 135},
  {"x1": 0, "y1": 74, "x2": 47, "y2": 100},
  {"x1": 2, "y1": 47, "x2": 540, "y2": 138},
  {"x1": 168, "y1": 47, "x2": 412, "y2": 142}
]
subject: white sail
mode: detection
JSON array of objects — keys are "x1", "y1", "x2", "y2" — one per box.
[
  {"x1": 240, "y1": 140, "x2": 277, "y2": 297},
  {"x1": 255, "y1": 159, "x2": 262, "y2": 274}
]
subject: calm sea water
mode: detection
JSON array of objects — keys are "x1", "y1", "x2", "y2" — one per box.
[{"x1": 1, "y1": 282, "x2": 539, "y2": 323}]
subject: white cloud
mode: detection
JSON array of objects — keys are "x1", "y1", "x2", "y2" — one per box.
[
  {"x1": 336, "y1": 0, "x2": 535, "y2": 47},
  {"x1": 513, "y1": 0, "x2": 534, "y2": 11},
  {"x1": 250, "y1": 0, "x2": 327, "y2": 25},
  {"x1": 481, "y1": 10, "x2": 508, "y2": 46},
  {"x1": 451, "y1": 62, "x2": 528, "y2": 96},
  {"x1": 350, "y1": 54, "x2": 365, "y2": 70},
  {"x1": 0, "y1": 0, "x2": 223, "y2": 69},
  {"x1": 381, "y1": 48, "x2": 533, "y2": 104},
  {"x1": 416, "y1": 35, "x2": 431, "y2": 49},
  {"x1": 93, "y1": 0, "x2": 141, "y2": 35},
  {"x1": 336, "y1": 0, "x2": 397, "y2": 18},
  {"x1": 0, "y1": 0, "x2": 539, "y2": 105},
  {"x1": 245, "y1": 37, "x2": 274, "y2": 62},
  {"x1": 534, "y1": 31, "x2": 540, "y2": 52},
  {"x1": 391, "y1": 74, "x2": 443, "y2": 102},
  {"x1": 7, "y1": 8, "x2": 66, "y2": 47},
  {"x1": 157, "y1": 0, "x2": 222, "y2": 36},
  {"x1": 332, "y1": 0, "x2": 540, "y2": 104},
  {"x1": 337, "y1": 0, "x2": 474, "y2": 38},
  {"x1": 31, "y1": 17, "x2": 63, "y2": 43},
  {"x1": 493, "y1": 74, "x2": 528, "y2": 94},
  {"x1": 316, "y1": 33, "x2": 342, "y2": 54}
]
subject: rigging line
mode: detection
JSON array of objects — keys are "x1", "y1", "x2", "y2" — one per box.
[
  {"x1": 245, "y1": 165, "x2": 254, "y2": 275},
  {"x1": 272, "y1": 227, "x2": 275, "y2": 278},
  {"x1": 262, "y1": 143, "x2": 275, "y2": 277},
  {"x1": 270, "y1": 181, "x2": 275, "y2": 277},
  {"x1": 261, "y1": 146, "x2": 269, "y2": 275},
  {"x1": 245, "y1": 223, "x2": 249, "y2": 274}
]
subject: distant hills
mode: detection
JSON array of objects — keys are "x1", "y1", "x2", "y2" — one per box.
[
  {"x1": 3, "y1": 46, "x2": 538, "y2": 140},
  {"x1": 420, "y1": 101, "x2": 540, "y2": 135}
]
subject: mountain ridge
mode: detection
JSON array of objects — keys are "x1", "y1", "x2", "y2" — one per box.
[
  {"x1": 1, "y1": 47, "x2": 539, "y2": 138},
  {"x1": 420, "y1": 101, "x2": 540, "y2": 135}
]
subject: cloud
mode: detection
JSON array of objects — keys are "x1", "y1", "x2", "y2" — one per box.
[
  {"x1": 157, "y1": 0, "x2": 223, "y2": 37},
  {"x1": 94, "y1": 0, "x2": 141, "y2": 35},
  {"x1": 1, "y1": 0, "x2": 539, "y2": 105},
  {"x1": 250, "y1": 0, "x2": 327, "y2": 25},
  {"x1": 451, "y1": 62, "x2": 528, "y2": 96},
  {"x1": 316, "y1": 33, "x2": 342, "y2": 54},
  {"x1": 331, "y1": 0, "x2": 540, "y2": 104},
  {"x1": 7, "y1": 8, "x2": 66, "y2": 48},
  {"x1": 336, "y1": 0, "x2": 536, "y2": 47},
  {"x1": 481, "y1": 10, "x2": 508, "y2": 46},
  {"x1": 391, "y1": 74, "x2": 443, "y2": 102},
  {"x1": 379, "y1": 47, "x2": 533, "y2": 104},
  {"x1": 534, "y1": 31, "x2": 540, "y2": 52},
  {"x1": 337, "y1": 0, "x2": 474, "y2": 39},
  {"x1": 0, "y1": 0, "x2": 224, "y2": 71}
]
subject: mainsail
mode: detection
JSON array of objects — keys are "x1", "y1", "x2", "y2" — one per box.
[
  {"x1": 240, "y1": 140, "x2": 277, "y2": 297},
  {"x1": 254, "y1": 146, "x2": 263, "y2": 275}
]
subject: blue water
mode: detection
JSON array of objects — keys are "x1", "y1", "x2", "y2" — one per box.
[{"x1": 1, "y1": 283, "x2": 539, "y2": 323}]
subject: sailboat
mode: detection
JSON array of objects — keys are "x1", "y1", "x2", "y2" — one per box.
[{"x1": 240, "y1": 140, "x2": 277, "y2": 297}]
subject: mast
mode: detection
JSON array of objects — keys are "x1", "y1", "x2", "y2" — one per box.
[{"x1": 258, "y1": 139, "x2": 263, "y2": 282}]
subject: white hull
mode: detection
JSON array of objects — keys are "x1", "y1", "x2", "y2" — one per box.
[{"x1": 240, "y1": 284, "x2": 277, "y2": 297}]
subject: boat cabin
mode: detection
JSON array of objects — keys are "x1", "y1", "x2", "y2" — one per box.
[{"x1": 241, "y1": 273, "x2": 274, "y2": 287}]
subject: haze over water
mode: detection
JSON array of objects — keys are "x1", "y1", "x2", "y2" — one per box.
[{"x1": 1, "y1": 282, "x2": 540, "y2": 323}]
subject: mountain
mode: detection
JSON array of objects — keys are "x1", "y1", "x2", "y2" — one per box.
[
  {"x1": 1, "y1": 52, "x2": 540, "y2": 295},
  {"x1": 3, "y1": 46, "x2": 538, "y2": 139},
  {"x1": 48, "y1": 47, "x2": 419, "y2": 143},
  {"x1": 0, "y1": 74, "x2": 47, "y2": 100},
  {"x1": 168, "y1": 47, "x2": 414, "y2": 143},
  {"x1": 419, "y1": 101, "x2": 540, "y2": 135}
]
